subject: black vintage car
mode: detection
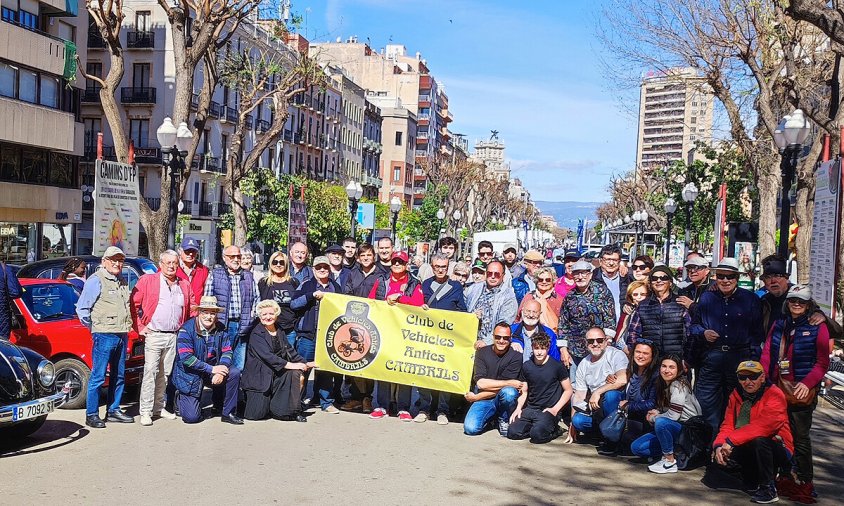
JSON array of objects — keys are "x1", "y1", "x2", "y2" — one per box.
[{"x1": 0, "y1": 339, "x2": 67, "y2": 438}]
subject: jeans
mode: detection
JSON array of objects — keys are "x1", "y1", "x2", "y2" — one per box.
[
  {"x1": 788, "y1": 401, "x2": 816, "y2": 482},
  {"x1": 570, "y1": 390, "x2": 623, "y2": 433},
  {"x1": 694, "y1": 349, "x2": 749, "y2": 436},
  {"x1": 568, "y1": 354, "x2": 587, "y2": 384},
  {"x1": 375, "y1": 381, "x2": 411, "y2": 413},
  {"x1": 178, "y1": 367, "x2": 241, "y2": 423},
  {"x1": 139, "y1": 330, "x2": 176, "y2": 416},
  {"x1": 86, "y1": 333, "x2": 127, "y2": 417},
  {"x1": 630, "y1": 417, "x2": 683, "y2": 457},
  {"x1": 417, "y1": 388, "x2": 450, "y2": 416},
  {"x1": 464, "y1": 386, "x2": 519, "y2": 435},
  {"x1": 285, "y1": 330, "x2": 297, "y2": 348},
  {"x1": 507, "y1": 407, "x2": 561, "y2": 443}
]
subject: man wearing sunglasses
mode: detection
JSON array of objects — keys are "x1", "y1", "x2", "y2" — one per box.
[
  {"x1": 712, "y1": 361, "x2": 793, "y2": 504},
  {"x1": 203, "y1": 245, "x2": 260, "y2": 371},
  {"x1": 512, "y1": 249, "x2": 543, "y2": 304},
  {"x1": 691, "y1": 258, "x2": 764, "y2": 437},
  {"x1": 759, "y1": 256, "x2": 825, "y2": 333},
  {"x1": 176, "y1": 236, "x2": 209, "y2": 303},
  {"x1": 626, "y1": 265, "x2": 691, "y2": 364},
  {"x1": 465, "y1": 260, "x2": 518, "y2": 349},
  {"x1": 677, "y1": 254, "x2": 711, "y2": 311}
]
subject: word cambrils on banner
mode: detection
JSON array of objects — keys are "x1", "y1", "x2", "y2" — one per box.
[
  {"x1": 315, "y1": 293, "x2": 478, "y2": 395},
  {"x1": 93, "y1": 159, "x2": 139, "y2": 256}
]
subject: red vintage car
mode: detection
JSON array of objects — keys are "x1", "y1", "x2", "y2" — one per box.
[{"x1": 9, "y1": 279, "x2": 145, "y2": 409}]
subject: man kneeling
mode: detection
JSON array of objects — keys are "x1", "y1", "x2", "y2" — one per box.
[
  {"x1": 171, "y1": 296, "x2": 243, "y2": 425},
  {"x1": 508, "y1": 334, "x2": 572, "y2": 443}
]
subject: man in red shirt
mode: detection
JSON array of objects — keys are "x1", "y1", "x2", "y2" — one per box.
[
  {"x1": 368, "y1": 251, "x2": 423, "y2": 421},
  {"x1": 176, "y1": 237, "x2": 209, "y2": 303}
]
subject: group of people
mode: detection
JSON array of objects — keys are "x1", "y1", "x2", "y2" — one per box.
[{"x1": 67, "y1": 238, "x2": 835, "y2": 504}]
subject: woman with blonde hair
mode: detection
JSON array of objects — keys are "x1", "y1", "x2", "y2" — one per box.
[
  {"x1": 258, "y1": 251, "x2": 299, "y2": 347},
  {"x1": 616, "y1": 280, "x2": 650, "y2": 352}
]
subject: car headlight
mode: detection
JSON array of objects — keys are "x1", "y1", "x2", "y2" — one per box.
[{"x1": 37, "y1": 360, "x2": 55, "y2": 387}]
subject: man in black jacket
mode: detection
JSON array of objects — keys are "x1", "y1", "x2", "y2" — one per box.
[
  {"x1": 591, "y1": 244, "x2": 631, "y2": 326},
  {"x1": 677, "y1": 254, "x2": 712, "y2": 312},
  {"x1": 626, "y1": 265, "x2": 691, "y2": 365}
]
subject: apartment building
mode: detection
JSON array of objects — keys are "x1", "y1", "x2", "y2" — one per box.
[
  {"x1": 367, "y1": 93, "x2": 416, "y2": 207},
  {"x1": 362, "y1": 100, "x2": 383, "y2": 200},
  {"x1": 473, "y1": 136, "x2": 510, "y2": 180},
  {"x1": 325, "y1": 64, "x2": 368, "y2": 188},
  {"x1": 635, "y1": 67, "x2": 714, "y2": 170},
  {"x1": 0, "y1": 0, "x2": 85, "y2": 262}
]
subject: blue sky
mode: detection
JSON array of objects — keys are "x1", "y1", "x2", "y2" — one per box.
[{"x1": 290, "y1": 0, "x2": 639, "y2": 202}]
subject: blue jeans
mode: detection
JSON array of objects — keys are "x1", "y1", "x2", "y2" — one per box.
[
  {"x1": 86, "y1": 332, "x2": 127, "y2": 417},
  {"x1": 285, "y1": 330, "x2": 297, "y2": 348},
  {"x1": 417, "y1": 388, "x2": 450, "y2": 416},
  {"x1": 630, "y1": 417, "x2": 683, "y2": 457},
  {"x1": 227, "y1": 321, "x2": 245, "y2": 371},
  {"x1": 695, "y1": 349, "x2": 748, "y2": 436},
  {"x1": 571, "y1": 390, "x2": 623, "y2": 433},
  {"x1": 293, "y1": 334, "x2": 335, "y2": 408},
  {"x1": 464, "y1": 386, "x2": 519, "y2": 435}
]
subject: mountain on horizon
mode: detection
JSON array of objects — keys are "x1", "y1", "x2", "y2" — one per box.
[{"x1": 535, "y1": 201, "x2": 601, "y2": 230}]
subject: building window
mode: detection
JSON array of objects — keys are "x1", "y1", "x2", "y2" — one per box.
[
  {"x1": 0, "y1": 62, "x2": 17, "y2": 99},
  {"x1": 50, "y1": 153, "x2": 74, "y2": 187},
  {"x1": 40, "y1": 76, "x2": 59, "y2": 108},
  {"x1": 129, "y1": 119, "x2": 150, "y2": 148},
  {"x1": 18, "y1": 10, "x2": 37, "y2": 30},
  {"x1": 395, "y1": 132, "x2": 402, "y2": 146},
  {"x1": 133, "y1": 63, "x2": 150, "y2": 88},
  {"x1": 0, "y1": 144, "x2": 22, "y2": 181},
  {"x1": 1, "y1": 7, "x2": 15, "y2": 22},
  {"x1": 19, "y1": 69, "x2": 37, "y2": 103},
  {"x1": 690, "y1": 116, "x2": 697, "y2": 124},
  {"x1": 136, "y1": 11, "x2": 151, "y2": 31},
  {"x1": 393, "y1": 166, "x2": 401, "y2": 182},
  {"x1": 22, "y1": 149, "x2": 47, "y2": 184}
]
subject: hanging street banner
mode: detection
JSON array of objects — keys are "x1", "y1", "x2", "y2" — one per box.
[
  {"x1": 809, "y1": 159, "x2": 841, "y2": 316},
  {"x1": 288, "y1": 185, "x2": 307, "y2": 246},
  {"x1": 315, "y1": 293, "x2": 478, "y2": 395},
  {"x1": 93, "y1": 159, "x2": 139, "y2": 256}
]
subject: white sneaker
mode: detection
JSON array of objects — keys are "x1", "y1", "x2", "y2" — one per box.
[
  {"x1": 140, "y1": 414, "x2": 153, "y2": 426},
  {"x1": 322, "y1": 405, "x2": 340, "y2": 414},
  {"x1": 436, "y1": 414, "x2": 449, "y2": 425},
  {"x1": 158, "y1": 409, "x2": 177, "y2": 420},
  {"x1": 648, "y1": 458, "x2": 678, "y2": 474},
  {"x1": 413, "y1": 412, "x2": 428, "y2": 423}
]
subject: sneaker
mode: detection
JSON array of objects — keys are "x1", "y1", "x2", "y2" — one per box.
[
  {"x1": 648, "y1": 458, "x2": 678, "y2": 474},
  {"x1": 413, "y1": 412, "x2": 428, "y2": 423},
  {"x1": 159, "y1": 409, "x2": 177, "y2": 420},
  {"x1": 369, "y1": 408, "x2": 387, "y2": 420},
  {"x1": 436, "y1": 414, "x2": 449, "y2": 425},
  {"x1": 340, "y1": 400, "x2": 362, "y2": 412},
  {"x1": 751, "y1": 481, "x2": 779, "y2": 504},
  {"x1": 497, "y1": 419, "x2": 510, "y2": 437},
  {"x1": 362, "y1": 397, "x2": 373, "y2": 413},
  {"x1": 322, "y1": 405, "x2": 340, "y2": 414},
  {"x1": 597, "y1": 441, "x2": 618, "y2": 456},
  {"x1": 139, "y1": 414, "x2": 153, "y2": 426},
  {"x1": 398, "y1": 411, "x2": 413, "y2": 422}
]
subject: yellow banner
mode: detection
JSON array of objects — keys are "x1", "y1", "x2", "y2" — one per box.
[{"x1": 315, "y1": 293, "x2": 478, "y2": 395}]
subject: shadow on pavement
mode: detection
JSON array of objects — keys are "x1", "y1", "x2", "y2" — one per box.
[{"x1": 0, "y1": 420, "x2": 89, "y2": 458}]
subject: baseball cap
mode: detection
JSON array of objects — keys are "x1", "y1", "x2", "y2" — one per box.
[
  {"x1": 736, "y1": 361, "x2": 764, "y2": 374},
  {"x1": 684, "y1": 256, "x2": 709, "y2": 268},
  {"x1": 471, "y1": 259, "x2": 487, "y2": 272},
  {"x1": 787, "y1": 284, "x2": 812, "y2": 301},
  {"x1": 103, "y1": 246, "x2": 125, "y2": 259},
  {"x1": 391, "y1": 251, "x2": 409, "y2": 263},
  {"x1": 563, "y1": 249, "x2": 580, "y2": 260},
  {"x1": 312, "y1": 256, "x2": 330, "y2": 267},
  {"x1": 180, "y1": 237, "x2": 200, "y2": 252},
  {"x1": 571, "y1": 259, "x2": 593, "y2": 272},
  {"x1": 503, "y1": 243, "x2": 518, "y2": 253}
]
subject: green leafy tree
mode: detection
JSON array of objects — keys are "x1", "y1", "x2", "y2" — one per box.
[{"x1": 396, "y1": 184, "x2": 449, "y2": 244}]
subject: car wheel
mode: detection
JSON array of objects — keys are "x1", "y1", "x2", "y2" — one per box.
[
  {"x1": 0, "y1": 415, "x2": 47, "y2": 439},
  {"x1": 54, "y1": 358, "x2": 90, "y2": 410}
]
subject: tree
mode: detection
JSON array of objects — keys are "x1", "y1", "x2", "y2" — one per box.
[{"x1": 217, "y1": 40, "x2": 326, "y2": 245}]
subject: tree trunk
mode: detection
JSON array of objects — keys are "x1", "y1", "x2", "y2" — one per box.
[
  {"x1": 143, "y1": 208, "x2": 169, "y2": 261},
  {"x1": 232, "y1": 185, "x2": 248, "y2": 246},
  {"x1": 756, "y1": 165, "x2": 779, "y2": 260}
]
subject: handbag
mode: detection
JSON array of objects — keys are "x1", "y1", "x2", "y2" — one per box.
[
  {"x1": 776, "y1": 329, "x2": 818, "y2": 407},
  {"x1": 599, "y1": 407, "x2": 627, "y2": 443}
]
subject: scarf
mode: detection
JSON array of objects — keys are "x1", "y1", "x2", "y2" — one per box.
[
  {"x1": 478, "y1": 285, "x2": 500, "y2": 339},
  {"x1": 735, "y1": 384, "x2": 767, "y2": 429}
]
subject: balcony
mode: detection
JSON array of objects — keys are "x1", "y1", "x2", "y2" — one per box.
[
  {"x1": 197, "y1": 156, "x2": 223, "y2": 174},
  {"x1": 126, "y1": 30, "x2": 154, "y2": 49},
  {"x1": 283, "y1": 130, "x2": 293, "y2": 142},
  {"x1": 134, "y1": 147, "x2": 161, "y2": 164},
  {"x1": 225, "y1": 107, "x2": 237, "y2": 122},
  {"x1": 83, "y1": 142, "x2": 115, "y2": 162},
  {"x1": 88, "y1": 30, "x2": 106, "y2": 49},
  {"x1": 1, "y1": 20, "x2": 71, "y2": 77},
  {"x1": 198, "y1": 201, "x2": 214, "y2": 217},
  {"x1": 209, "y1": 101, "x2": 221, "y2": 118},
  {"x1": 416, "y1": 136, "x2": 428, "y2": 145},
  {"x1": 256, "y1": 119, "x2": 270, "y2": 133},
  {"x1": 82, "y1": 87, "x2": 101, "y2": 103},
  {"x1": 417, "y1": 114, "x2": 430, "y2": 124},
  {"x1": 120, "y1": 87, "x2": 156, "y2": 104},
  {"x1": 190, "y1": 93, "x2": 199, "y2": 110},
  {"x1": 419, "y1": 75, "x2": 432, "y2": 90},
  {"x1": 245, "y1": 114, "x2": 253, "y2": 129},
  {"x1": 415, "y1": 150, "x2": 428, "y2": 158},
  {"x1": 418, "y1": 94, "x2": 432, "y2": 103},
  {"x1": 144, "y1": 197, "x2": 161, "y2": 211},
  {"x1": 218, "y1": 203, "x2": 231, "y2": 215}
]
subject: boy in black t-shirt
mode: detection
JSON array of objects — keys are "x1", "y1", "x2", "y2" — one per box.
[{"x1": 507, "y1": 334, "x2": 572, "y2": 444}]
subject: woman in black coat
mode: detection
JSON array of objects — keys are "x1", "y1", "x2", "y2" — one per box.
[{"x1": 242, "y1": 300, "x2": 315, "y2": 422}]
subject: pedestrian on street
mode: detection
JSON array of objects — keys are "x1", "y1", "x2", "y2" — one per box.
[
  {"x1": 516, "y1": 266, "x2": 562, "y2": 331},
  {"x1": 76, "y1": 246, "x2": 134, "y2": 428},
  {"x1": 418, "y1": 236, "x2": 459, "y2": 281},
  {"x1": 289, "y1": 241, "x2": 313, "y2": 285},
  {"x1": 203, "y1": 245, "x2": 259, "y2": 371},
  {"x1": 450, "y1": 261, "x2": 470, "y2": 286},
  {"x1": 0, "y1": 256, "x2": 22, "y2": 340},
  {"x1": 58, "y1": 257, "x2": 87, "y2": 291},
  {"x1": 615, "y1": 280, "x2": 650, "y2": 353},
  {"x1": 690, "y1": 257, "x2": 765, "y2": 437},
  {"x1": 130, "y1": 249, "x2": 194, "y2": 426},
  {"x1": 759, "y1": 256, "x2": 826, "y2": 334},
  {"x1": 240, "y1": 247, "x2": 255, "y2": 272},
  {"x1": 465, "y1": 260, "x2": 518, "y2": 348},
  {"x1": 325, "y1": 243, "x2": 351, "y2": 292},
  {"x1": 616, "y1": 340, "x2": 659, "y2": 453},
  {"x1": 630, "y1": 255, "x2": 654, "y2": 282},
  {"x1": 176, "y1": 237, "x2": 209, "y2": 304},
  {"x1": 510, "y1": 299, "x2": 561, "y2": 362},
  {"x1": 502, "y1": 243, "x2": 525, "y2": 279},
  {"x1": 375, "y1": 237, "x2": 395, "y2": 275},
  {"x1": 172, "y1": 296, "x2": 243, "y2": 425}
]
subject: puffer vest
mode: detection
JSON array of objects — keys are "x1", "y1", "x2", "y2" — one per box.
[
  {"x1": 636, "y1": 293, "x2": 686, "y2": 357},
  {"x1": 90, "y1": 269, "x2": 131, "y2": 333},
  {"x1": 210, "y1": 266, "x2": 255, "y2": 327},
  {"x1": 767, "y1": 315, "x2": 818, "y2": 381}
]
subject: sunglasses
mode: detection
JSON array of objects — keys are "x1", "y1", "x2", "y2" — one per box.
[
  {"x1": 271, "y1": 260, "x2": 286, "y2": 266},
  {"x1": 716, "y1": 273, "x2": 739, "y2": 280},
  {"x1": 487, "y1": 271, "x2": 503, "y2": 278},
  {"x1": 787, "y1": 298, "x2": 808, "y2": 305},
  {"x1": 686, "y1": 265, "x2": 706, "y2": 272},
  {"x1": 737, "y1": 372, "x2": 762, "y2": 381},
  {"x1": 493, "y1": 334, "x2": 511, "y2": 341},
  {"x1": 225, "y1": 254, "x2": 242, "y2": 259},
  {"x1": 586, "y1": 337, "x2": 606, "y2": 345},
  {"x1": 314, "y1": 265, "x2": 329, "y2": 270},
  {"x1": 633, "y1": 264, "x2": 649, "y2": 270},
  {"x1": 536, "y1": 277, "x2": 553, "y2": 283},
  {"x1": 479, "y1": 251, "x2": 493, "y2": 257},
  {"x1": 650, "y1": 275, "x2": 670, "y2": 282},
  {"x1": 525, "y1": 259, "x2": 543, "y2": 265}
]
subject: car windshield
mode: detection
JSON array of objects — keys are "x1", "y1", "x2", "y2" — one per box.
[
  {"x1": 138, "y1": 259, "x2": 158, "y2": 274},
  {"x1": 20, "y1": 283, "x2": 80, "y2": 322}
]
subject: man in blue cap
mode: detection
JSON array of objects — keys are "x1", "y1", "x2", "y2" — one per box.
[{"x1": 176, "y1": 236, "x2": 209, "y2": 304}]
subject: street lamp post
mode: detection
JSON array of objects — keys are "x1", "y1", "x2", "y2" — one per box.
[
  {"x1": 390, "y1": 196, "x2": 402, "y2": 243},
  {"x1": 344, "y1": 181, "x2": 363, "y2": 238},
  {"x1": 452, "y1": 209, "x2": 462, "y2": 238},
  {"x1": 632, "y1": 210, "x2": 648, "y2": 257},
  {"x1": 773, "y1": 109, "x2": 811, "y2": 260},
  {"x1": 156, "y1": 117, "x2": 193, "y2": 250},
  {"x1": 436, "y1": 208, "x2": 445, "y2": 247},
  {"x1": 681, "y1": 182, "x2": 699, "y2": 260},
  {"x1": 663, "y1": 197, "x2": 677, "y2": 264}
]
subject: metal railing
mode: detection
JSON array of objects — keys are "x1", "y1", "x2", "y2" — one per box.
[
  {"x1": 126, "y1": 30, "x2": 154, "y2": 49},
  {"x1": 209, "y1": 101, "x2": 221, "y2": 118},
  {"x1": 256, "y1": 119, "x2": 270, "y2": 133},
  {"x1": 88, "y1": 30, "x2": 106, "y2": 48},
  {"x1": 198, "y1": 202, "x2": 214, "y2": 217},
  {"x1": 82, "y1": 87, "x2": 100, "y2": 102},
  {"x1": 120, "y1": 87, "x2": 156, "y2": 104},
  {"x1": 225, "y1": 107, "x2": 237, "y2": 122}
]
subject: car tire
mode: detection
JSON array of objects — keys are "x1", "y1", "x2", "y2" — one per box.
[
  {"x1": 1, "y1": 415, "x2": 47, "y2": 439},
  {"x1": 54, "y1": 358, "x2": 90, "y2": 410}
]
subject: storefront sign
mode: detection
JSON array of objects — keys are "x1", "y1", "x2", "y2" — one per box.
[
  {"x1": 315, "y1": 294, "x2": 478, "y2": 395},
  {"x1": 809, "y1": 160, "x2": 841, "y2": 316},
  {"x1": 185, "y1": 220, "x2": 211, "y2": 235},
  {"x1": 93, "y1": 159, "x2": 139, "y2": 256}
]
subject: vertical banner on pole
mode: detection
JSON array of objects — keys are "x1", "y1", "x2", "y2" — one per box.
[
  {"x1": 809, "y1": 159, "x2": 841, "y2": 316},
  {"x1": 711, "y1": 183, "x2": 727, "y2": 266},
  {"x1": 288, "y1": 186, "x2": 308, "y2": 247},
  {"x1": 93, "y1": 159, "x2": 139, "y2": 255}
]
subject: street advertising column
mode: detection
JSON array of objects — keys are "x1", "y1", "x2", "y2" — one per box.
[
  {"x1": 315, "y1": 294, "x2": 478, "y2": 394},
  {"x1": 809, "y1": 159, "x2": 842, "y2": 316},
  {"x1": 93, "y1": 159, "x2": 139, "y2": 255}
]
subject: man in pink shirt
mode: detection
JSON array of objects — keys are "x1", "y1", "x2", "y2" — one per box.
[
  {"x1": 367, "y1": 251, "x2": 423, "y2": 420},
  {"x1": 130, "y1": 249, "x2": 195, "y2": 426}
]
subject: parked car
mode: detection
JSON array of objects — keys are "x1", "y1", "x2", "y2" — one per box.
[
  {"x1": 9, "y1": 279, "x2": 145, "y2": 409},
  {"x1": 17, "y1": 255, "x2": 158, "y2": 289},
  {"x1": 0, "y1": 338, "x2": 69, "y2": 438}
]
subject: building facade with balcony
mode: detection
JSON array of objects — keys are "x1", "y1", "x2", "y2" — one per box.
[
  {"x1": 366, "y1": 94, "x2": 416, "y2": 208},
  {"x1": 326, "y1": 65, "x2": 366, "y2": 188},
  {"x1": 0, "y1": 0, "x2": 85, "y2": 262},
  {"x1": 362, "y1": 99, "x2": 383, "y2": 199}
]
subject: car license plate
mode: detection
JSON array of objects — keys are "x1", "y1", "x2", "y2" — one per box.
[{"x1": 11, "y1": 399, "x2": 54, "y2": 422}]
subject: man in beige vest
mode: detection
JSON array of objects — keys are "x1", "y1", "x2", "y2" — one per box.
[{"x1": 77, "y1": 246, "x2": 134, "y2": 428}]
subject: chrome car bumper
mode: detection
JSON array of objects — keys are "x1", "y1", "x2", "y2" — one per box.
[{"x1": 0, "y1": 387, "x2": 68, "y2": 424}]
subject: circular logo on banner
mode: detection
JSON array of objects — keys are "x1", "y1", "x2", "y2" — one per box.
[{"x1": 325, "y1": 301, "x2": 380, "y2": 372}]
